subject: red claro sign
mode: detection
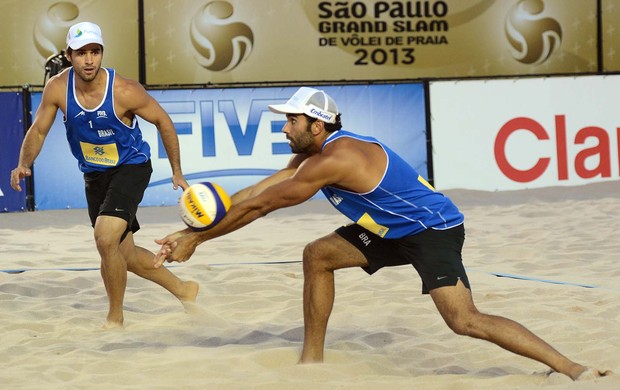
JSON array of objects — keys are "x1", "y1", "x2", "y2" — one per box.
[{"x1": 495, "y1": 115, "x2": 619, "y2": 183}]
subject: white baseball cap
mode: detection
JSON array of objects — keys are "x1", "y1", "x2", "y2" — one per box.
[
  {"x1": 66, "y1": 22, "x2": 104, "y2": 50},
  {"x1": 269, "y1": 87, "x2": 339, "y2": 124}
]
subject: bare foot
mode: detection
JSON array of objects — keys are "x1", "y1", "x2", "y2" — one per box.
[
  {"x1": 575, "y1": 367, "x2": 613, "y2": 381},
  {"x1": 178, "y1": 281, "x2": 200, "y2": 314},
  {"x1": 177, "y1": 280, "x2": 199, "y2": 303},
  {"x1": 102, "y1": 320, "x2": 124, "y2": 330}
]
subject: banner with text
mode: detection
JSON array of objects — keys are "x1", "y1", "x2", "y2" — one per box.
[
  {"x1": 430, "y1": 76, "x2": 620, "y2": 191},
  {"x1": 32, "y1": 84, "x2": 426, "y2": 210},
  {"x1": 0, "y1": 0, "x2": 603, "y2": 86},
  {"x1": 145, "y1": 0, "x2": 597, "y2": 84}
]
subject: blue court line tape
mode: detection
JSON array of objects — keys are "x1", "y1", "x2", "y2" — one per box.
[
  {"x1": 465, "y1": 268, "x2": 618, "y2": 291},
  {"x1": 1, "y1": 263, "x2": 616, "y2": 291},
  {"x1": 0, "y1": 262, "x2": 300, "y2": 274},
  {"x1": 208, "y1": 260, "x2": 301, "y2": 267},
  {"x1": 0, "y1": 266, "x2": 179, "y2": 274},
  {"x1": 1, "y1": 267, "x2": 101, "y2": 274}
]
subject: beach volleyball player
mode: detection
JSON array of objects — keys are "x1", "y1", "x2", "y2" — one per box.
[
  {"x1": 155, "y1": 87, "x2": 608, "y2": 380},
  {"x1": 10, "y1": 22, "x2": 198, "y2": 328}
]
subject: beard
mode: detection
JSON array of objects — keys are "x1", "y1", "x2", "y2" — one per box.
[{"x1": 288, "y1": 124, "x2": 315, "y2": 154}]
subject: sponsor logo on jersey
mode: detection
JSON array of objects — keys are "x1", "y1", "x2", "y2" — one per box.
[
  {"x1": 329, "y1": 194, "x2": 343, "y2": 206},
  {"x1": 79, "y1": 141, "x2": 119, "y2": 166}
]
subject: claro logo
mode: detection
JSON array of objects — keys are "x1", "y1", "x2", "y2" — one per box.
[{"x1": 495, "y1": 116, "x2": 619, "y2": 183}]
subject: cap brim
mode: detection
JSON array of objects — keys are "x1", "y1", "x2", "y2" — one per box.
[
  {"x1": 68, "y1": 38, "x2": 104, "y2": 50},
  {"x1": 268, "y1": 103, "x2": 304, "y2": 115}
]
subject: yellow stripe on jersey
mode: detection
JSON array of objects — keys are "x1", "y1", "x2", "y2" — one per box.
[
  {"x1": 357, "y1": 212, "x2": 389, "y2": 238},
  {"x1": 417, "y1": 175, "x2": 435, "y2": 191}
]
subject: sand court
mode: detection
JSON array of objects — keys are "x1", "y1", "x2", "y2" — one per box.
[{"x1": 0, "y1": 182, "x2": 618, "y2": 389}]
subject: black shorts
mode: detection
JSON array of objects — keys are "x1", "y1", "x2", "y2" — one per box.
[
  {"x1": 335, "y1": 223, "x2": 470, "y2": 294},
  {"x1": 84, "y1": 161, "x2": 152, "y2": 239}
]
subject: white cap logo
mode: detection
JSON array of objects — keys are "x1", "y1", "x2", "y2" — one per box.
[
  {"x1": 66, "y1": 22, "x2": 104, "y2": 50},
  {"x1": 268, "y1": 87, "x2": 339, "y2": 124}
]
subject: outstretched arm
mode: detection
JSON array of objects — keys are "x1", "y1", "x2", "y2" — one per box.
[{"x1": 154, "y1": 153, "x2": 335, "y2": 267}]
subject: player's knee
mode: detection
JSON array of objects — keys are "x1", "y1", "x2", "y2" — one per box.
[
  {"x1": 302, "y1": 240, "x2": 331, "y2": 273},
  {"x1": 446, "y1": 318, "x2": 472, "y2": 336},
  {"x1": 443, "y1": 311, "x2": 478, "y2": 337},
  {"x1": 94, "y1": 232, "x2": 118, "y2": 256}
]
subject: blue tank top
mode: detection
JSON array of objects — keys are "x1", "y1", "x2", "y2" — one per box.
[
  {"x1": 320, "y1": 130, "x2": 464, "y2": 239},
  {"x1": 64, "y1": 67, "x2": 150, "y2": 173}
]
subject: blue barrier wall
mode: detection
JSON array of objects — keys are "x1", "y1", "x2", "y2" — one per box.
[
  {"x1": 0, "y1": 92, "x2": 27, "y2": 212},
  {"x1": 31, "y1": 83, "x2": 427, "y2": 210}
]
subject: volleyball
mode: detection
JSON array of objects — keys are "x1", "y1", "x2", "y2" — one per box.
[{"x1": 179, "y1": 182, "x2": 232, "y2": 230}]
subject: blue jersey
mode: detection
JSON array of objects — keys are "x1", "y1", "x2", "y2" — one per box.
[
  {"x1": 320, "y1": 130, "x2": 464, "y2": 239},
  {"x1": 64, "y1": 67, "x2": 150, "y2": 173}
]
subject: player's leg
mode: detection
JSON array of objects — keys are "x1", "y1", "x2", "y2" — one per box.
[
  {"x1": 87, "y1": 162, "x2": 155, "y2": 327},
  {"x1": 300, "y1": 231, "x2": 369, "y2": 363},
  {"x1": 430, "y1": 280, "x2": 589, "y2": 380},
  {"x1": 93, "y1": 215, "x2": 129, "y2": 328},
  {"x1": 121, "y1": 232, "x2": 199, "y2": 304},
  {"x1": 413, "y1": 225, "x2": 596, "y2": 380}
]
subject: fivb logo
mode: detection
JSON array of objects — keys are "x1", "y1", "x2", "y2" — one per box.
[
  {"x1": 152, "y1": 95, "x2": 289, "y2": 186},
  {"x1": 159, "y1": 97, "x2": 291, "y2": 159}
]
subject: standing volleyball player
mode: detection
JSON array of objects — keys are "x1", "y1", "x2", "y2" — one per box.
[
  {"x1": 155, "y1": 87, "x2": 608, "y2": 380},
  {"x1": 10, "y1": 22, "x2": 198, "y2": 328}
]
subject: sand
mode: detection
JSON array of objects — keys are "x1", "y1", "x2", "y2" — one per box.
[{"x1": 0, "y1": 182, "x2": 618, "y2": 389}]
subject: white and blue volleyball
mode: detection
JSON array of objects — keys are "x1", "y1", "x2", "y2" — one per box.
[{"x1": 179, "y1": 182, "x2": 232, "y2": 230}]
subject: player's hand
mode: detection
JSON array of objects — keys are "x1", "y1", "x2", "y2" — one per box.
[
  {"x1": 172, "y1": 173, "x2": 189, "y2": 191},
  {"x1": 153, "y1": 228, "x2": 196, "y2": 267},
  {"x1": 10, "y1": 166, "x2": 31, "y2": 192}
]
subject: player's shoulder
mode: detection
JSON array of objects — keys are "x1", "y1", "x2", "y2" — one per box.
[
  {"x1": 112, "y1": 71, "x2": 148, "y2": 101},
  {"x1": 322, "y1": 134, "x2": 374, "y2": 171},
  {"x1": 322, "y1": 133, "x2": 364, "y2": 155},
  {"x1": 41, "y1": 68, "x2": 69, "y2": 101},
  {"x1": 310, "y1": 140, "x2": 351, "y2": 171},
  {"x1": 111, "y1": 71, "x2": 142, "y2": 90},
  {"x1": 45, "y1": 67, "x2": 69, "y2": 88}
]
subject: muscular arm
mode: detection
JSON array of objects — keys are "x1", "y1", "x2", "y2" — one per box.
[
  {"x1": 154, "y1": 150, "x2": 344, "y2": 265},
  {"x1": 11, "y1": 76, "x2": 64, "y2": 191},
  {"x1": 197, "y1": 160, "x2": 325, "y2": 243},
  {"x1": 230, "y1": 153, "x2": 309, "y2": 204},
  {"x1": 115, "y1": 76, "x2": 187, "y2": 190},
  {"x1": 204, "y1": 153, "x2": 332, "y2": 238}
]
